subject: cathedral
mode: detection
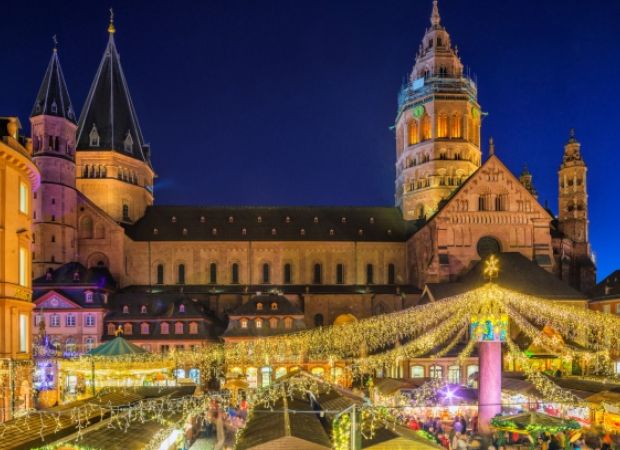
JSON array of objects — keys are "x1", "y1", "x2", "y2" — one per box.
[{"x1": 28, "y1": 1, "x2": 595, "y2": 360}]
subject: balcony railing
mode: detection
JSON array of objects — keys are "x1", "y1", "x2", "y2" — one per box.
[{"x1": 398, "y1": 75, "x2": 477, "y2": 110}]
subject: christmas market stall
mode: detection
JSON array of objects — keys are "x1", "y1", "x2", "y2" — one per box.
[
  {"x1": 58, "y1": 336, "x2": 174, "y2": 403},
  {"x1": 491, "y1": 411, "x2": 581, "y2": 447}
]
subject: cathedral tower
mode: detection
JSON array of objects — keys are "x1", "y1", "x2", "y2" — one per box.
[
  {"x1": 557, "y1": 129, "x2": 595, "y2": 292},
  {"x1": 75, "y1": 15, "x2": 154, "y2": 223},
  {"x1": 30, "y1": 44, "x2": 79, "y2": 278},
  {"x1": 395, "y1": 0, "x2": 482, "y2": 220},
  {"x1": 558, "y1": 129, "x2": 588, "y2": 243}
]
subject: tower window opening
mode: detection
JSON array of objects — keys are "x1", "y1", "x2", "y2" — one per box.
[
  {"x1": 421, "y1": 114, "x2": 431, "y2": 141},
  {"x1": 284, "y1": 263, "x2": 292, "y2": 284},
  {"x1": 262, "y1": 263, "x2": 270, "y2": 284},
  {"x1": 89, "y1": 125, "x2": 100, "y2": 147},
  {"x1": 408, "y1": 121, "x2": 419, "y2": 145},
  {"x1": 336, "y1": 264, "x2": 345, "y2": 284},
  {"x1": 123, "y1": 132, "x2": 133, "y2": 153},
  {"x1": 366, "y1": 264, "x2": 374, "y2": 284},
  {"x1": 231, "y1": 263, "x2": 239, "y2": 284},
  {"x1": 313, "y1": 263, "x2": 322, "y2": 284}
]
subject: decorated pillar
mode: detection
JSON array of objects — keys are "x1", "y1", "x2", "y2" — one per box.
[{"x1": 478, "y1": 341, "x2": 502, "y2": 434}]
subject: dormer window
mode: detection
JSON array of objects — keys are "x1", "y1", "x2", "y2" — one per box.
[
  {"x1": 285, "y1": 216, "x2": 291, "y2": 223},
  {"x1": 369, "y1": 217, "x2": 375, "y2": 224},
  {"x1": 73, "y1": 270, "x2": 80, "y2": 282},
  {"x1": 271, "y1": 228, "x2": 277, "y2": 236},
  {"x1": 329, "y1": 229, "x2": 335, "y2": 236},
  {"x1": 300, "y1": 228, "x2": 306, "y2": 236},
  {"x1": 257, "y1": 216, "x2": 262, "y2": 223},
  {"x1": 122, "y1": 305, "x2": 129, "y2": 314},
  {"x1": 171, "y1": 216, "x2": 177, "y2": 223},
  {"x1": 387, "y1": 229, "x2": 392, "y2": 235},
  {"x1": 182, "y1": 228, "x2": 188, "y2": 236},
  {"x1": 51, "y1": 101, "x2": 58, "y2": 114},
  {"x1": 242, "y1": 228, "x2": 247, "y2": 236},
  {"x1": 153, "y1": 228, "x2": 159, "y2": 235},
  {"x1": 341, "y1": 217, "x2": 347, "y2": 223},
  {"x1": 85, "y1": 291, "x2": 94, "y2": 303},
  {"x1": 358, "y1": 229, "x2": 364, "y2": 236},
  {"x1": 200, "y1": 216, "x2": 206, "y2": 223},
  {"x1": 228, "y1": 216, "x2": 234, "y2": 223},
  {"x1": 256, "y1": 302, "x2": 263, "y2": 311},
  {"x1": 124, "y1": 132, "x2": 133, "y2": 153},
  {"x1": 313, "y1": 217, "x2": 319, "y2": 223},
  {"x1": 89, "y1": 124, "x2": 100, "y2": 147},
  {"x1": 270, "y1": 302, "x2": 278, "y2": 311},
  {"x1": 179, "y1": 304, "x2": 186, "y2": 313},
  {"x1": 212, "y1": 228, "x2": 217, "y2": 236},
  {"x1": 140, "y1": 305, "x2": 147, "y2": 314}
]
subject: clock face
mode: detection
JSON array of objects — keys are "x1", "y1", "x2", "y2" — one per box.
[{"x1": 412, "y1": 105, "x2": 425, "y2": 119}]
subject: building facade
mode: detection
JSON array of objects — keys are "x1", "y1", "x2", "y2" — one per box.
[{"x1": 0, "y1": 117, "x2": 39, "y2": 420}]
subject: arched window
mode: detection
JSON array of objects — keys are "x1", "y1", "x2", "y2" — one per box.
[
  {"x1": 178, "y1": 264, "x2": 185, "y2": 284},
  {"x1": 410, "y1": 365, "x2": 425, "y2": 378},
  {"x1": 122, "y1": 305, "x2": 129, "y2": 314},
  {"x1": 451, "y1": 114, "x2": 462, "y2": 138},
  {"x1": 408, "y1": 121, "x2": 419, "y2": 145},
  {"x1": 387, "y1": 264, "x2": 396, "y2": 284},
  {"x1": 478, "y1": 196, "x2": 486, "y2": 211},
  {"x1": 314, "y1": 314, "x2": 324, "y2": 327},
  {"x1": 179, "y1": 304, "x2": 186, "y2": 313},
  {"x1": 161, "y1": 322, "x2": 170, "y2": 334},
  {"x1": 140, "y1": 305, "x2": 147, "y2": 314},
  {"x1": 107, "y1": 323, "x2": 116, "y2": 335},
  {"x1": 123, "y1": 323, "x2": 133, "y2": 335},
  {"x1": 313, "y1": 263, "x2": 322, "y2": 284},
  {"x1": 256, "y1": 302, "x2": 263, "y2": 311},
  {"x1": 437, "y1": 114, "x2": 448, "y2": 138},
  {"x1": 269, "y1": 317, "x2": 278, "y2": 329},
  {"x1": 495, "y1": 196, "x2": 502, "y2": 211},
  {"x1": 141, "y1": 323, "x2": 150, "y2": 335},
  {"x1": 336, "y1": 264, "x2": 345, "y2": 285},
  {"x1": 270, "y1": 302, "x2": 278, "y2": 311},
  {"x1": 366, "y1": 264, "x2": 374, "y2": 284},
  {"x1": 448, "y1": 365, "x2": 461, "y2": 384},
  {"x1": 283, "y1": 263, "x2": 292, "y2": 284},
  {"x1": 240, "y1": 319, "x2": 248, "y2": 329},
  {"x1": 421, "y1": 114, "x2": 432, "y2": 141},
  {"x1": 89, "y1": 124, "x2": 100, "y2": 147},
  {"x1": 209, "y1": 263, "x2": 217, "y2": 284},
  {"x1": 262, "y1": 263, "x2": 270, "y2": 284},
  {"x1": 284, "y1": 317, "x2": 293, "y2": 329},
  {"x1": 174, "y1": 322, "x2": 184, "y2": 334},
  {"x1": 476, "y1": 236, "x2": 501, "y2": 258},
  {"x1": 189, "y1": 322, "x2": 198, "y2": 334},
  {"x1": 80, "y1": 216, "x2": 93, "y2": 239},
  {"x1": 255, "y1": 318, "x2": 263, "y2": 329},
  {"x1": 429, "y1": 365, "x2": 443, "y2": 379},
  {"x1": 231, "y1": 263, "x2": 239, "y2": 284},
  {"x1": 156, "y1": 264, "x2": 164, "y2": 284}
]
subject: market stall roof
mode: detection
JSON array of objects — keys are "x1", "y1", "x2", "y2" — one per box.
[
  {"x1": 87, "y1": 335, "x2": 148, "y2": 356},
  {"x1": 492, "y1": 411, "x2": 581, "y2": 434},
  {"x1": 363, "y1": 425, "x2": 443, "y2": 449},
  {"x1": 235, "y1": 396, "x2": 331, "y2": 450},
  {"x1": 374, "y1": 378, "x2": 418, "y2": 396}
]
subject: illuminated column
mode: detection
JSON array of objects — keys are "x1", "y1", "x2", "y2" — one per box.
[{"x1": 478, "y1": 340, "x2": 502, "y2": 434}]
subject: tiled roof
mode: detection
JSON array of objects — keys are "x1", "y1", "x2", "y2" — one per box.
[
  {"x1": 229, "y1": 294, "x2": 303, "y2": 316},
  {"x1": 424, "y1": 253, "x2": 587, "y2": 301},
  {"x1": 590, "y1": 269, "x2": 620, "y2": 300},
  {"x1": 124, "y1": 205, "x2": 418, "y2": 242},
  {"x1": 31, "y1": 49, "x2": 76, "y2": 123},
  {"x1": 33, "y1": 261, "x2": 117, "y2": 289},
  {"x1": 76, "y1": 30, "x2": 150, "y2": 164}
]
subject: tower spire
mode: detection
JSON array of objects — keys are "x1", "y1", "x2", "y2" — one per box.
[
  {"x1": 52, "y1": 35, "x2": 58, "y2": 52},
  {"x1": 489, "y1": 137, "x2": 495, "y2": 156},
  {"x1": 431, "y1": 0, "x2": 441, "y2": 27},
  {"x1": 108, "y1": 7, "x2": 116, "y2": 34}
]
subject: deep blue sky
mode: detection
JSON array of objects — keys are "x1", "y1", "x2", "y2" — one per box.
[{"x1": 3, "y1": 0, "x2": 619, "y2": 280}]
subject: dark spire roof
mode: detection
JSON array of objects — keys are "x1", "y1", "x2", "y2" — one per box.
[
  {"x1": 76, "y1": 21, "x2": 150, "y2": 165},
  {"x1": 31, "y1": 46, "x2": 76, "y2": 123}
]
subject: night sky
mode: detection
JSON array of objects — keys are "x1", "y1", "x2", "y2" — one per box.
[{"x1": 3, "y1": 0, "x2": 620, "y2": 280}]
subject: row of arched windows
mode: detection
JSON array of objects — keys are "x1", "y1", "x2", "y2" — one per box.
[
  {"x1": 404, "y1": 176, "x2": 465, "y2": 193},
  {"x1": 117, "y1": 167, "x2": 138, "y2": 184},
  {"x1": 108, "y1": 321, "x2": 198, "y2": 336},
  {"x1": 82, "y1": 164, "x2": 107, "y2": 178},
  {"x1": 397, "y1": 114, "x2": 480, "y2": 154},
  {"x1": 33, "y1": 134, "x2": 73, "y2": 155},
  {"x1": 155, "y1": 262, "x2": 398, "y2": 285},
  {"x1": 478, "y1": 194, "x2": 508, "y2": 212}
]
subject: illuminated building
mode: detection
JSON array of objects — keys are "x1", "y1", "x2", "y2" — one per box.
[{"x1": 0, "y1": 117, "x2": 39, "y2": 421}]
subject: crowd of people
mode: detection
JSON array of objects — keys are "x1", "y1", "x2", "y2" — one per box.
[
  {"x1": 202, "y1": 398, "x2": 248, "y2": 450},
  {"x1": 400, "y1": 411, "x2": 620, "y2": 450}
]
